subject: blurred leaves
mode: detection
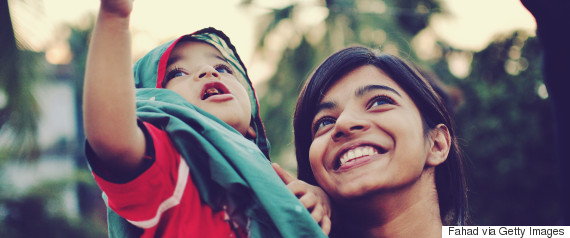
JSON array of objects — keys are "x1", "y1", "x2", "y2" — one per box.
[
  {"x1": 0, "y1": 170, "x2": 106, "y2": 238},
  {"x1": 259, "y1": 37, "x2": 318, "y2": 158},
  {"x1": 451, "y1": 32, "x2": 559, "y2": 225},
  {"x1": 393, "y1": 0, "x2": 441, "y2": 35},
  {"x1": 256, "y1": 5, "x2": 295, "y2": 49},
  {"x1": 0, "y1": 0, "x2": 41, "y2": 162},
  {"x1": 1, "y1": 1, "x2": 106, "y2": 236}
]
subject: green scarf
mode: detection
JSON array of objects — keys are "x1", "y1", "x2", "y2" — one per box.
[{"x1": 104, "y1": 28, "x2": 325, "y2": 238}]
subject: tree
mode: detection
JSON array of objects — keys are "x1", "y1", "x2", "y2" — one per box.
[
  {"x1": 0, "y1": 2, "x2": 107, "y2": 235},
  {"x1": 451, "y1": 32, "x2": 560, "y2": 225},
  {"x1": 0, "y1": 0, "x2": 41, "y2": 163}
]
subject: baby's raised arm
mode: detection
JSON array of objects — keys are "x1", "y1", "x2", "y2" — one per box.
[{"x1": 83, "y1": 0, "x2": 145, "y2": 175}]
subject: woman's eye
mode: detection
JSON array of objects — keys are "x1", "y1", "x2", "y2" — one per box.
[
  {"x1": 368, "y1": 95, "x2": 395, "y2": 109},
  {"x1": 215, "y1": 64, "x2": 233, "y2": 74},
  {"x1": 313, "y1": 117, "x2": 336, "y2": 135}
]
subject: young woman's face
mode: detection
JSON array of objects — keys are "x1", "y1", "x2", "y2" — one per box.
[
  {"x1": 164, "y1": 41, "x2": 252, "y2": 135},
  {"x1": 308, "y1": 65, "x2": 431, "y2": 201}
]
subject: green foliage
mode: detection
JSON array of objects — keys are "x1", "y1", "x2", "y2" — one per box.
[
  {"x1": 260, "y1": 37, "x2": 319, "y2": 158},
  {"x1": 0, "y1": 0, "x2": 41, "y2": 162},
  {"x1": 0, "y1": 172, "x2": 106, "y2": 238},
  {"x1": 255, "y1": 5, "x2": 295, "y2": 50},
  {"x1": 452, "y1": 33, "x2": 559, "y2": 225},
  {"x1": 393, "y1": 0, "x2": 441, "y2": 35},
  {"x1": 0, "y1": 3, "x2": 106, "y2": 236}
]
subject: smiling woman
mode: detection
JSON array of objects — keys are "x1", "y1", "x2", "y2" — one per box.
[{"x1": 294, "y1": 46, "x2": 468, "y2": 237}]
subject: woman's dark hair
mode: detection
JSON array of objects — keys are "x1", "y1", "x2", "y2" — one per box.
[{"x1": 293, "y1": 46, "x2": 468, "y2": 225}]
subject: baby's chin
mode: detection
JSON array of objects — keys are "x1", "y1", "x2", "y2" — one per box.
[{"x1": 212, "y1": 112, "x2": 251, "y2": 134}]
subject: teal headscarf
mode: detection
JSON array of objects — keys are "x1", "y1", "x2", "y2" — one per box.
[
  {"x1": 104, "y1": 28, "x2": 325, "y2": 238},
  {"x1": 133, "y1": 27, "x2": 270, "y2": 158}
]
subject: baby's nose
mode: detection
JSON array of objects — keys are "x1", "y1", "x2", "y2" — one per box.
[{"x1": 196, "y1": 66, "x2": 220, "y2": 80}]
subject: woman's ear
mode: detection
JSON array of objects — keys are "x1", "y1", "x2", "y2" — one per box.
[{"x1": 426, "y1": 124, "x2": 451, "y2": 167}]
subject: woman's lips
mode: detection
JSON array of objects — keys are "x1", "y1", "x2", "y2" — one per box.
[
  {"x1": 339, "y1": 146, "x2": 379, "y2": 165},
  {"x1": 334, "y1": 144, "x2": 387, "y2": 171}
]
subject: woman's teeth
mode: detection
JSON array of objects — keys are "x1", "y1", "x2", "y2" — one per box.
[{"x1": 339, "y1": 146, "x2": 379, "y2": 166}]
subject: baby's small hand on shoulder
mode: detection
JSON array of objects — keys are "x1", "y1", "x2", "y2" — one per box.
[{"x1": 272, "y1": 163, "x2": 332, "y2": 235}]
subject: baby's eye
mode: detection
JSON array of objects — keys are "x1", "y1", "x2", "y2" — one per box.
[
  {"x1": 215, "y1": 64, "x2": 233, "y2": 74},
  {"x1": 313, "y1": 117, "x2": 336, "y2": 135},
  {"x1": 171, "y1": 71, "x2": 187, "y2": 78},
  {"x1": 166, "y1": 68, "x2": 188, "y2": 80},
  {"x1": 367, "y1": 95, "x2": 395, "y2": 109}
]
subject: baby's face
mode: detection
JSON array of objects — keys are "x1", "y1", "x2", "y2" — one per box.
[{"x1": 164, "y1": 41, "x2": 252, "y2": 135}]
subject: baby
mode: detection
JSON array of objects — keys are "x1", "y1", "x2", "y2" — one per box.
[{"x1": 83, "y1": 0, "x2": 329, "y2": 237}]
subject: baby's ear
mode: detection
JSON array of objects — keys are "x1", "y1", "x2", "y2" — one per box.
[
  {"x1": 246, "y1": 126, "x2": 257, "y2": 140},
  {"x1": 426, "y1": 124, "x2": 451, "y2": 167}
]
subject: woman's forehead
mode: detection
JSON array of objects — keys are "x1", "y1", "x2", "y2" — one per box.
[{"x1": 322, "y1": 65, "x2": 403, "y2": 100}]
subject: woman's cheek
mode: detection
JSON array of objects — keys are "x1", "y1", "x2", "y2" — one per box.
[
  {"x1": 308, "y1": 141, "x2": 322, "y2": 173},
  {"x1": 309, "y1": 137, "x2": 333, "y2": 189}
]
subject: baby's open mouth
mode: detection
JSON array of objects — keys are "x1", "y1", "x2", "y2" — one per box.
[{"x1": 201, "y1": 82, "x2": 229, "y2": 100}]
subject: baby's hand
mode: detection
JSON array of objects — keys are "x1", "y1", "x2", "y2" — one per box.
[
  {"x1": 100, "y1": 0, "x2": 133, "y2": 18},
  {"x1": 272, "y1": 163, "x2": 331, "y2": 235}
]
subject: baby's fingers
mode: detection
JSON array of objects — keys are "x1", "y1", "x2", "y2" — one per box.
[
  {"x1": 307, "y1": 201, "x2": 331, "y2": 235},
  {"x1": 298, "y1": 191, "x2": 318, "y2": 210},
  {"x1": 286, "y1": 180, "x2": 311, "y2": 197},
  {"x1": 272, "y1": 163, "x2": 297, "y2": 185},
  {"x1": 320, "y1": 213, "x2": 331, "y2": 235},
  {"x1": 310, "y1": 202, "x2": 324, "y2": 221}
]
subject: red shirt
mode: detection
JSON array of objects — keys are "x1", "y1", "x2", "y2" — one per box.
[{"x1": 91, "y1": 122, "x2": 243, "y2": 237}]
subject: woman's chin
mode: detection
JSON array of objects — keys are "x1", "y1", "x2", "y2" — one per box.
[{"x1": 333, "y1": 183, "x2": 383, "y2": 201}]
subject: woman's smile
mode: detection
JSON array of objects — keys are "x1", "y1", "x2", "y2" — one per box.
[
  {"x1": 338, "y1": 145, "x2": 379, "y2": 168},
  {"x1": 333, "y1": 142, "x2": 388, "y2": 171}
]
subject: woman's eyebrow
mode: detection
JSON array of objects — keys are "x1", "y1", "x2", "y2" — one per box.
[
  {"x1": 356, "y1": 84, "x2": 401, "y2": 97},
  {"x1": 315, "y1": 101, "x2": 337, "y2": 116},
  {"x1": 315, "y1": 85, "x2": 400, "y2": 115}
]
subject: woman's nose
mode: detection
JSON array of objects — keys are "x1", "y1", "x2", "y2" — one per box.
[
  {"x1": 332, "y1": 110, "x2": 370, "y2": 141},
  {"x1": 195, "y1": 65, "x2": 220, "y2": 80}
]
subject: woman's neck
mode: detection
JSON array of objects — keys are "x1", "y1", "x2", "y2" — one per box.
[{"x1": 332, "y1": 168, "x2": 442, "y2": 238}]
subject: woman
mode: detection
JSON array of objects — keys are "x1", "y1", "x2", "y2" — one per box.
[{"x1": 293, "y1": 46, "x2": 468, "y2": 237}]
